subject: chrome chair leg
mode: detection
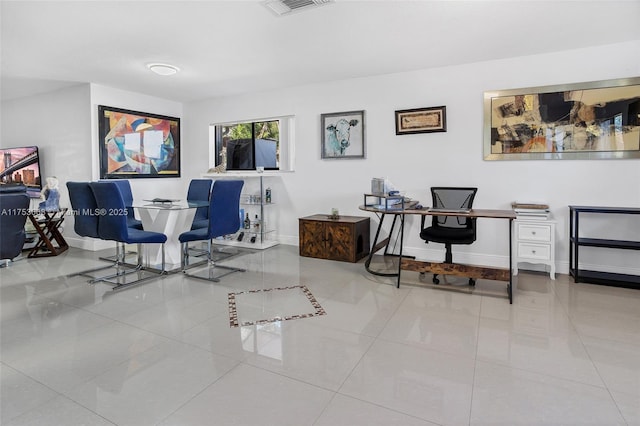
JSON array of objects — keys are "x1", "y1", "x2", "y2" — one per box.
[
  {"x1": 183, "y1": 238, "x2": 245, "y2": 283},
  {"x1": 89, "y1": 243, "x2": 142, "y2": 284}
]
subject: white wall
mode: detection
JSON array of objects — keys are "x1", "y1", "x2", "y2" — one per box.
[
  {"x1": 89, "y1": 84, "x2": 184, "y2": 198},
  {"x1": 1, "y1": 84, "x2": 92, "y2": 185},
  {"x1": 186, "y1": 40, "x2": 640, "y2": 275},
  {"x1": 1, "y1": 84, "x2": 93, "y2": 247},
  {"x1": 2, "y1": 41, "x2": 638, "y2": 275},
  {"x1": 1, "y1": 84, "x2": 184, "y2": 249}
]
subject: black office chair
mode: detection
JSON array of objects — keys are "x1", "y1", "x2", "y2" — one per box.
[{"x1": 420, "y1": 187, "x2": 478, "y2": 285}]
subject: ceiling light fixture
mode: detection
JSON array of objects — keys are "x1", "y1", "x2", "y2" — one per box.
[{"x1": 147, "y1": 63, "x2": 180, "y2": 76}]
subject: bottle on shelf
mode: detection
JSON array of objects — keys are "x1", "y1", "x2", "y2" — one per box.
[
  {"x1": 254, "y1": 214, "x2": 260, "y2": 231},
  {"x1": 244, "y1": 213, "x2": 250, "y2": 230},
  {"x1": 265, "y1": 187, "x2": 272, "y2": 203}
]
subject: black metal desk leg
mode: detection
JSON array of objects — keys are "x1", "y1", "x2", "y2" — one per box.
[
  {"x1": 509, "y1": 218, "x2": 513, "y2": 304},
  {"x1": 396, "y1": 214, "x2": 405, "y2": 288},
  {"x1": 365, "y1": 213, "x2": 386, "y2": 273},
  {"x1": 384, "y1": 215, "x2": 399, "y2": 256}
]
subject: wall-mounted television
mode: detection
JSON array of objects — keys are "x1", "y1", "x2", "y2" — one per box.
[{"x1": 0, "y1": 146, "x2": 42, "y2": 198}]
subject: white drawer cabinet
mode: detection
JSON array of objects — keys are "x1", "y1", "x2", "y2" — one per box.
[{"x1": 513, "y1": 219, "x2": 556, "y2": 279}]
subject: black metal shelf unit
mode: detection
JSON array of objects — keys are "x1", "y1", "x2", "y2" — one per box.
[{"x1": 569, "y1": 206, "x2": 640, "y2": 289}]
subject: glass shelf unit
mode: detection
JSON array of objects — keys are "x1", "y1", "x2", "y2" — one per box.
[{"x1": 202, "y1": 172, "x2": 281, "y2": 249}]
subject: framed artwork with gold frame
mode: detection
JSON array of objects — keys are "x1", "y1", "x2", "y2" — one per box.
[{"x1": 483, "y1": 77, "x2": 640, "y2": 160}]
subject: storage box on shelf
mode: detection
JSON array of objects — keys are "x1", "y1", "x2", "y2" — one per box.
[
  {"x1": 363, "y1": 193, "x2": 419, "y2": 211},
  {"x1": 202, "y1": 172, "x2": 280, "y2": 249},
  {"x1": 364, "y1": 193, "x2": 405, "y2": 211}
]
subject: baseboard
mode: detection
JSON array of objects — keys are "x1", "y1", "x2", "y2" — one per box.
[{"x1": 65, "y1": 236, "x2": 114, "y2": 251}]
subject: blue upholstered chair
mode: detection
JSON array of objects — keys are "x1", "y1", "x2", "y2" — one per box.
[
  {"x1": 97, "y1": 180, "x2": 141, "y2": 264},
  {"x1": 0, "y1": 185, "x2": 29, "y2": 267},
  {"x1": 67, "y1": 181, "x2": 122, "y2": 279},
  {"x1": 179, "y1": 180, "x2": 244, "y2": 282},
  {"x1": 108, "y1": 180, "x2": 143, "y2": 230},
  {"x1": 89, "y1": 181, "x2": 168, "y2": 291},
  {"x1": 187, "y1": 179, "x2": 213, "y2": 230}
]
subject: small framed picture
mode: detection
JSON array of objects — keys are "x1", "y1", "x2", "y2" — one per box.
[
  {"x1": 395, "y1": 106, "x2": 447, "y2": 135},
  {"x1": 321, "y1": 110, "x2": 365, "y2": 159}
]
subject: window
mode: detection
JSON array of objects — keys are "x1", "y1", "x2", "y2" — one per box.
[{"x1": 211, "y1": 116, "x2": 294, "y2": 172}]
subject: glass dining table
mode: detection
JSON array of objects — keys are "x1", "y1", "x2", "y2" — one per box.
[{"x1": 131, "y1": 199, "x2": 208, "y2": 272}]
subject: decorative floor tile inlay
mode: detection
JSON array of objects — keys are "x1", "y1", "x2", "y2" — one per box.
[{"x1": 228, "y1": 285, "x2": 326, "y2": 327}]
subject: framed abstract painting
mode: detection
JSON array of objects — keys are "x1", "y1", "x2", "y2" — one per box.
[
  {"x1": 98, "y1": 105, "x2": 181, "y2": 178},
  {"x1": 483, "y1": 77, "x2": 640, "y2": 160}
]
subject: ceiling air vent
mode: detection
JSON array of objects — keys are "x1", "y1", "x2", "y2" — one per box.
[{"x1": 263, "y1": 0, "x2": 333, "y2": 16}]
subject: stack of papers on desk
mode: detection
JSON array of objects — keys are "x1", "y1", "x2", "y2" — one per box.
[{"x1": 511, "y1": 202, "x2": 550, "y2": 219}]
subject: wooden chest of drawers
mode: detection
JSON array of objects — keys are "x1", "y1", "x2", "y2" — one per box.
[{"x1": 299, "y1": 215, "x2": 370, "y2": 263}]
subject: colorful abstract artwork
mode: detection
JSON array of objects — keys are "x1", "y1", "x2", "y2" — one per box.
[
  {"x1": 484, "y1": 77, "x2": 640, "y2": 160},
  {"x1": 98, "y1": 106, "x2": 180, "y2": 178}
]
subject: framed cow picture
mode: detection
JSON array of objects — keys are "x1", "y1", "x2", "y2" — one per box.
[{"x1": 321, "y1": 110, "x2": 365, "y2": 159}]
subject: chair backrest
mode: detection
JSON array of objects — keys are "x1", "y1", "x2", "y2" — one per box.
[
  {"x1": 187, "y1": 179, "x2": 213, "y2": 221},
  {"x1": 104, "y1": 179, "x2": 141, "y2": 228},
  {"x1": 89, "y1": 181, "x2": 129, "y2": 242},
  {"x1": 0, "y1": 185, "x2": 30, "y2": 260},
  {"x1": 431, "y1": 187, "x2": 477, "y2": 228},
  {"x1": 207, "y1": 180, "x2": 244, "y2": 238},
  {"x1": 67, "y1": 181, "x2": 99, "y2": 238}
]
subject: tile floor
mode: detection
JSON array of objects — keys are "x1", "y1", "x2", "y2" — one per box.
[{"x1": 1, "y1": 245, "x2": 638, "y2": 426}]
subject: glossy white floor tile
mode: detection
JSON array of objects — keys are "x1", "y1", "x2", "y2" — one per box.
[
  {"x1": 65, "y1": 340, "x2": 238, "y2": 426},
  {"x1": 0, "y1": 364, "x2": 59, "y2": 424},
  {"x1": 158, "y1": 364, "x2": 333, "y2": 425},
  {"x1": 339, "y1": 339, "x2": 475, "y2": 425},
  {"x1": 242, "y1": 320, "x2": 375, "y2": 391},
  {"x1": 4, "y1": 395, "x2": 115, "y2": 426},
  {"x1": 314, "y1": 394, "x2": 438, "y2": 426},
  {"x1": 1, "y1": 245, "x2": 638, "y2": 425},
  {"x1": 379, "y1": 288, "x2": 481, "y2": 357},
  {"x1": 470, "y1": 361, "x2": 626, "y2": 425}
]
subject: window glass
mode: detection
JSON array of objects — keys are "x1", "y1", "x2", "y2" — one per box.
[{"x1": 211, "y1": 116, "x2": 293, "y2": 172}]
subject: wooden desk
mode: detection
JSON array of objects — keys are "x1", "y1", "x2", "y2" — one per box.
[
  {"x1": 27, "y1": 209, "x2": 69, "y2": 258},
  {"x1": 359, "y1": 205, "x2": 516, "y2": 303}
]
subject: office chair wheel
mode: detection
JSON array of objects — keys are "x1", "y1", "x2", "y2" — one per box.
[
  {"x1": 432, "y1": 274, "x2": 440, "y2": 284},
  {"x1": 468, "y1": 278, "x2": 476, "y2": 286}
]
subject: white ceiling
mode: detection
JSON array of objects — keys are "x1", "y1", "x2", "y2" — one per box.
[{"x1": 2, "y1": 0, "x2": 639, "y2": 103}]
